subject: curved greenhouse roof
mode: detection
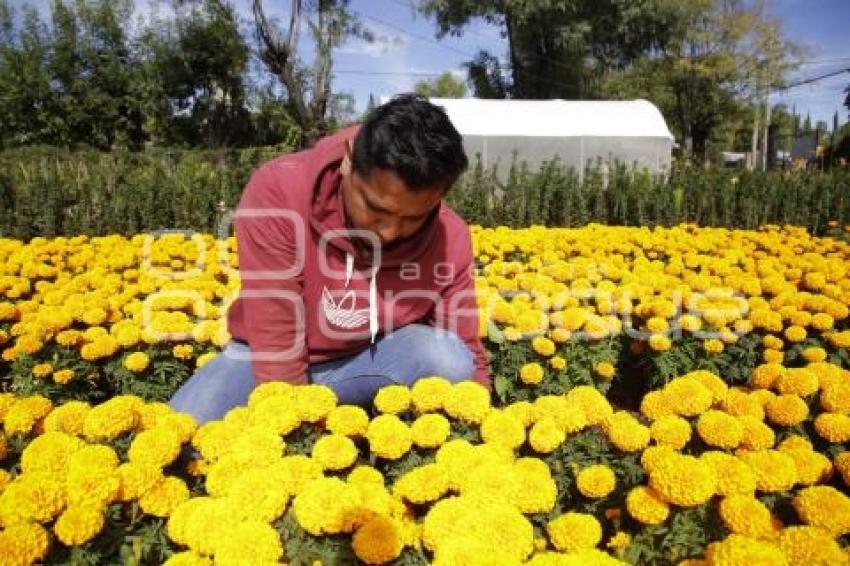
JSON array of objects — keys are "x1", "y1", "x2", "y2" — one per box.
[
  {"x1": 429, "y1": 98, "x2": 674, "y2": 139},
  {"x1": 425, "y1": 98, "x2": 674, "y2": 179}
]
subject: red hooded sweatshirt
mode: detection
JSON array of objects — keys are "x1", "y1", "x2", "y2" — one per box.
[{"x1": 226, "y1": 126, "x2": 490, "y2": 388}]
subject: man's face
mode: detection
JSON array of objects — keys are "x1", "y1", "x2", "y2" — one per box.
[{"x1": 341, "y1": 144, "x2": 443, "y2": 248}]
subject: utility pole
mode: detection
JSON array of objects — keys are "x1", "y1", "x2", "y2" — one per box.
[{"x1": 762, "y1": 101, "x2": 771, "y2": 171}]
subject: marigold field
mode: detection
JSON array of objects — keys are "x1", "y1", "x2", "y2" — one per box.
[{"x1": 1, "y1": 223, "x2": 850, "y2": 565}]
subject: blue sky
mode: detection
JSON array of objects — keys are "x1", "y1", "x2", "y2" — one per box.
[{"x1": 8, "y1": 0, "x2": 850, "y2": 126}]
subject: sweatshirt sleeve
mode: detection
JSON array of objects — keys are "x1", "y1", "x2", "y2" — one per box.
[
  {"x1": 431, "y1": 230, "x2": 492, "y2": 389},
  {"x1": 233, "y1": 168, "x2": 309, "y2": 385}
]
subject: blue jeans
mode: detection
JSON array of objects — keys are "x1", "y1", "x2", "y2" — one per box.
[{"x1": 168, "y1": 324, "x2": 475, "y2": 425}]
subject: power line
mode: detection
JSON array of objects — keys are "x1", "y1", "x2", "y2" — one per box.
[{"x1": 782, "y1": 67, "x2": 850, "y2": 90}]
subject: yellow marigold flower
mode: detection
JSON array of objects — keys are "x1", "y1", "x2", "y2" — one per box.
[
  {"x1": 54, "y1": 504, "x2": 105, "y2": 546},
  {"x1": 606, "y1": 411, "x2": 650, "y2": 453},
  {"x1": 550, "y1": 327, "x2": 572, "y2": 343},
  {"x1": 116, "y1": 462, "x2": 164, "y2": 501},
  {"x1": 504, "y1": 399, "x2": 534, "y2": 427},
  {"x1": 293, "y1": 477, "x2": 363, "y2": 535},
  {"x1": 367, "y1": 414, "x2": 412, "y2": 460},
  {"x1": 128, "y1": 428, "x2": 183, "y2": 468},
  {"x1": 782, "y1": 448, "x2": 832, "y2": 486},
  {"x1": 566, "y1": 386, "x2": 613, "y2": 425},
  {"x1": 648, "y1": 334, "x2": 672, "y2": 351},
  {"x1": 722, "y1": 389, "x2": 765, "y2": 420},
  {"x1": 20, "y1": 431, "x2": 84, "y2": 476},
  {"x1": 82, "y1": 396, "x2": 140, "y2": 441},
  {"x1": 0, "y1": 522, "x2": 49, "y2": 565},
  {"x1": 595, "y1": 361, "x2": 616, "y2": 380},
  {"x1": 704, "y1": 338, "x2": 725, "y2": 354},
  {"x1": 626, "y1": 486, "x2": 669, "y2": 525},
  {"x1": 443, "y1": 381, "x2": 491, "y2": 424},
  {"x1": 167, "y1": 496, "x2": 230, "y2": 554},
  {"x1": 0, "y1": 470, "x2": 66, "y2": 524},
  {"x1": 784, "y1": 325, "x2": 807, "y2": 343},
  {"x1": 821, "y1": 380, "x2": 850, "y2": 413},
  {"x1": 650, "y1": 415, "x2": 692, "y2": 449},
  {"x1": 249, "y1": 396, "x2": 300, "y2": 436},
  {"x1": 312, "y1": 434, "x2": 358, "y2": 471},
  {"x1": 763, "y1": 348, "x2": 785, "y2": 364},
  {"x1": 762, "y1": 335, "x2": 784, "y2": 350},
  {"x1": 737, "y1": 415, "x2": 776, "y2": 451},
  {"x1": 410, "y1": 413, "x2": 451, "y2": 448},
  {"x1": 641, "y1": 445, "x2": 678, "y2": 475},
  {"x1": 424, "y1": 496, "x2": 535, "y2": 561},
  {"x1": 42, "y1": 400, "x2": 90, "y2": 436},
  {"x1": 4, "y1": 395, "x2": 53, "y2": 435},
  {"x1": 373, "y1": 385, "x2": 411, "y2": 415},
  {"x1": 31, "y1": 363, "x2": 52, "y2": 378},
  {"x1": 777, "y1": 526, "x2": 846, "y2": 566},
  {"x1": 684, "y1": 370, "x2": 729, "y2": 403},
  {"x1": 679, "y1": 314, "x2": 702, "y2": 333},
  {"x1": 520, "y1": 362, "x2": 545, "y2": 385},
  {"x1": 549, "y1": 355, "x2": 567, "y2": 371},
  {"x1": 836, "y1": 452, "x2": 850, "y2": 486},
  {"x1": 607, "y1": 531, "x2": 631, "y2": 552},
  {"x1": 750, "y1": 363, "x2": 785, "y2": 390},
  {"x1": 481, "y1": 409, "x2": 525, "y2": 449},
  {"x1": 802, "y1": 347, "x2": 827, "y2": 363},
  {"x1": 347, "y1": 465, "x2": 384, "y2": 486},
  {"x1": 546, "y1": 512, "x2": 602, "y2": 552},
  {"x1": 765, "y1": 395, "x2": 809, "y2": 427},
  {"x1": 775, "y1": 368, "x2": 819, "y2": 397},
  {"x1": 646, "y1": 316, "x2": 669, "y2": 334},
  {"x1": 640, "y1": 390, "x2": 675, "y2": 421},
  {"x1": 139, "y1": 476, "x2": 189, "y2": 517},
  {"x1": 295, "y1": 385, "x2": 338, "y2": 423},
  {"x1": 576, "y1": 465, "x2": 616, "y2": 499},
  {"x1": 172, "y1": 344, "x2": 194, "y2": 360},
  {"x1": 700, "y1": 452, "x2": 757, "y2": 496},
  {"x1": 792, "y1": 485, "x2": 850, "y2": 536},
  {"x1": 664, "y1": 378, "x2": 713, "y2": 417},
  {"x1": 697, "y1": 410, "x2": 744, "y2": 449},
  {"x1": 214, "y1": 520, "x2": 283, "y2": 565},
  {"x1": 529, "y1": 417, "x2": 566, "y2": 454},
  {"x1": 124, "y1": 351, "x2": 150, "y2": 373},
  {"x1": 649, "y1": 452, "x2": 716, "y2": 507},
  {"x1": 394, "y1": 463, "x2": 450, "y2": 504},
  {"x1": 705, "y1": 534, "x2": 788, "y2": 566},
  {"x1": 52, "y1": 368, "x2": 75, "y2": 385},
  {"x1": 247, "y1": 381, "x2": 296, "y2": 407},
  {"x1": 410, "y1": 376, "x2": 452, "y2": 413},
  {"x1": 719, "y1": 495, "x2": 775, "y2": 539},
  {"x1": 513, "y1": 458, "x2": 557, "y2": 515},
  {"x1": 814, "y1": 412, "x2": 850, "y2": 443},
  {"x1": 749, "y1": 388, "x2": 777, "y2": 407},
  {"x1": 353, "y1": 515, "x2": 404, "y2": 565},
  {"x1": 532, "y1": 335, "x2": 556, "y2": 357},
  {"x1": 325, "y1": 405, "x2": 369, "y2": 437},
  {"x1": 737, "y1": 450, "x2": 797, "y2": 493}
]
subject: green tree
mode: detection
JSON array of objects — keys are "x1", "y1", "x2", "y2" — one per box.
[
  {"x1": 463, "y1": 50, "x2": 508, "y2": 99},
  {"x1": 417, "y1": 0, "x2": 684, "y2": 99},
  {"x1": 47, "y1": 0, "x2": 143, "y2": 149},
  {"x1": 414, "y1": 71, "x2": 467, "y2": 98},
  {"x1": 145, "y1": 0, "x2": 253, "y2": 147},
  {"x1": 0, "y1": 3, "x2": 56, "y2": 147},
  {"x1": 601, "y1": 0, "x2": 799, "y2": 160}
]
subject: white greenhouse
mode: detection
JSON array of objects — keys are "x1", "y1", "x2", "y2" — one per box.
[{"x1": 428, "y1": 98, "x2": 675, "y2": 180}]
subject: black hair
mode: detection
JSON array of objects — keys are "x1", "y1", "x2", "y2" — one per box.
[{"x1": 352, "y1": 93, "x2": 468, "y2": 192}]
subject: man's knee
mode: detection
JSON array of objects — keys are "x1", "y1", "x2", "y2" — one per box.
[{"x1": 398, "y1": 326, "x2": 474, "y2": 382}]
